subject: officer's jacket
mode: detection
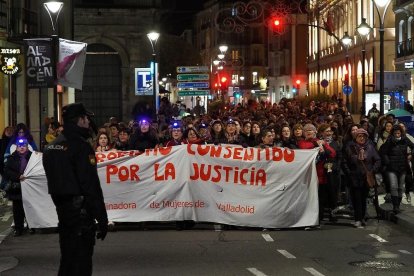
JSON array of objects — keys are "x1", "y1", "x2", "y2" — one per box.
[{"x1": 42, "y1": 123, "x2": 107, "y2": 223}]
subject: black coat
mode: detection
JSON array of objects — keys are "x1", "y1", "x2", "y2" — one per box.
[
  {"x1": 343, "y1": 140, "x2": 381, "y2": 188},
  {"x1": 129, "y1": 130, "x2": 158, "y2": 152},
  {"x1": 380, "y1": 136, "x2": 414, "y2": 173},
  {"x1": 3, "y1": 151, "x2": 32, "y2": 200},
  {"x1": 42, "y1": 123, "x2": 108, "y2": 226}
]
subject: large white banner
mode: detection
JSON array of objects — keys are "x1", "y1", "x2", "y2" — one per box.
[{"x1": 21, "y1": 145, "x2": 319, "y2": 229}]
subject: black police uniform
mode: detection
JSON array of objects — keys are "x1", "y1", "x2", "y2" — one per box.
[{"x1": 42, "y1": 103, "x2": 108, "y2": 276}]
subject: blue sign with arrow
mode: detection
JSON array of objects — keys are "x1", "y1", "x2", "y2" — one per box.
[{"x1": 342, "y1": 85, "x2": 353, "y2": 96}]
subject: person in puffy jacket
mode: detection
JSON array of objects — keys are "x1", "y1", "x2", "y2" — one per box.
[{"x1": 380, "y1": 125, "x2": 414, "y2": 213}]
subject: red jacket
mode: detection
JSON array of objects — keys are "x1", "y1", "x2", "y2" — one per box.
[{"x1": 298, "y1": 138, "x2": 336, "y2": 185}]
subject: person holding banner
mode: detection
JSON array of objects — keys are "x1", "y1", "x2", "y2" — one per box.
[
  {"x1": 3, "y1": 138, "x2": 32, "y2": 236},
  {"x1": 43, "y1": 103, "x2": 108, "y2": 276},
  {"x1": 298, "y1": 123, "x2": 336, "y2": 227}
]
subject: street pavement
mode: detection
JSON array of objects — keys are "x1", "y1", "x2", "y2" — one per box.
[{"x1": 1, "y1": 191, "x2": 414, "y2": 275}]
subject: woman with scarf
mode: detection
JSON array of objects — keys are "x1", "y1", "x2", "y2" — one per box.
[
  {"x1": 298, "y1": 123, "x2": 336, "y2": 226},
  {"x1": 343, "y1": 129, "x2": 381, "y2": 228},
  {"x1": 379, "y1": 125, "x2": 414, "y2": 213},
  {"x1": 3, "y1": 138, "x2": 32, "y2": 236}
]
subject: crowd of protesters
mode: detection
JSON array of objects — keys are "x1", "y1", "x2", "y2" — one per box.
[{"x1": 2, "y1": 95, "x2": 414, "y2": 234}]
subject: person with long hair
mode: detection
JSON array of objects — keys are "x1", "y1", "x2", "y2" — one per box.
[
  {"x1": 95, "y1": 132, "x2": 113, "y2": 152},
  {"x1": 208, "y1": 119, "x2": 226, "y2": 145},
  {"x1": 380, "y1": 125, "x2": 414, "y2": 213},
  {"x1": 275, "y1": 125, "x2": 297, "y2": 149},
  {"x1": 292, "y1": 123, "x2": 304, "y2": 146},
  {"x1": 249, "y1": 121, "x2": 261, "y2": 147},
  {"x1": 129, "y1": 119, "x2": 159, "y2": 152}
]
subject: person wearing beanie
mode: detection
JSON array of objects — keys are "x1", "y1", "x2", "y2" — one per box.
[
  {"x1": 343, "y1": 128, "x2": 381, "y2": 228},
  {"x1": 3, "y1": 138, "x2": 32, "y2": 236},
  {"x1": 379, "y1": 125, "x2": 414, "y2": 214},
  {"x1": 43, "y1": 103, "x2": 108, "y2": 275},
  {"x1": 298, "y1": 123, "x2": 336, "y2": 228}
]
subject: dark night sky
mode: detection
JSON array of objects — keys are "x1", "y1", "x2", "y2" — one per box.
[{"x1": 161, "y1": 1, "x2": 206, "y2": 35}]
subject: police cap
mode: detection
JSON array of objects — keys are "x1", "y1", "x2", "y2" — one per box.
[{"x1": 62, "y1": 103, "x2": 94, "y2": 121}]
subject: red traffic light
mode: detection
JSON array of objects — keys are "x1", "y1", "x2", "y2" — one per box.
[
  {"x1": 221, "y1": 76, "x2": 227, "y2": 83},
  {"x1": 273, "y1": 19, "x2": 280, "y2": 26},
  {"x1": 296, "y1": 80, "x2": 301, "y2": 85}
]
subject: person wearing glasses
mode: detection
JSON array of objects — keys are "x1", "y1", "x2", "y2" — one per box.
[{"x1": 165, "y1": 122, "x2": 185, "y2": 147}]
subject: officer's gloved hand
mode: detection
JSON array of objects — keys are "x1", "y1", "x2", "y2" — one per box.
[{"x1": 96, "y1": 221, "x2": 108, "y2": 241}]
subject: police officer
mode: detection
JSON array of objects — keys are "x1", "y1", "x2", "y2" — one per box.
[{"x1": 43, "y1": 103, "x2": 108, "y2": 276}]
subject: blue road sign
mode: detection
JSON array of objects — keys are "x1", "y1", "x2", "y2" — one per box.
[
  {"x1": 342, "y1": 85, "x2": 353, "y2": 96},
  {"x1": 177, "y1": 82, "x2": 209, "y2": 89},
  {"x1": 135, "y1": 68, "x2": 152, "y2": 96}
]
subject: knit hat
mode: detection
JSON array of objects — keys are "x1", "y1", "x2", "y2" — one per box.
[
  {"x1": 303, "y1": 123, "x2": 316, "y2": 132},
  {"x1": 355, "y1": 128, "x2": 369, "y2": 137}
]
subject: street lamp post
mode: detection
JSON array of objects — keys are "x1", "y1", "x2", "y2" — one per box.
[
  {"x1": 44, "y1": 1, "x2": 63, "y2": 122},
  {"x1": 341, "y1": 32, "x2": 352, "y2": 112},
  {"x1": 147, "y1": 31, "x2": 160, "y2": 118},
  {"x1": 373, "y1": 0, "x2": 392, "y2": 115},
  {"x1": 357, "y1": 18, "x2": 373, "y2": 116}
]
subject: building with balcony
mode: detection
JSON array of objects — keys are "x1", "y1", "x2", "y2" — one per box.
[
  {"x1": 308, "y1": 0, "x2": 395, "y2": 114},
  {"x1": 395, "y1": 0, "x2": 414, "y2": 103},
  {"x1": 194, "y1": 0, "x2": 269, "y2": 104}
]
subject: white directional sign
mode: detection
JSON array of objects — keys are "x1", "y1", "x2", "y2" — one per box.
[{"x1": 176, "y1": 66, "x2": 209, "y2": 73}]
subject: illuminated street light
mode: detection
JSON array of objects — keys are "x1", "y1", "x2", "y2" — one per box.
[
  {"x1": 44, "y1": 1, "x2": 63, "y2": 122},
  {"x1": 44, "y1": 1, "x2": 63, "y2": 33},
  {"x1": 341, "y1": 32, "x2": 352, "y2": 112},
  {"x1": 219, "y1": 45, "x2": 228, "y2": 53},
  {"x1": 373, "y1": 0, "x2": 392, "y2": 114},
  {"x1": 357, "y1": 18, "x2": 373, "y2": 115},
  {"x1": 147, "y1": 31, "x2": 160, "y2": 115}
]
